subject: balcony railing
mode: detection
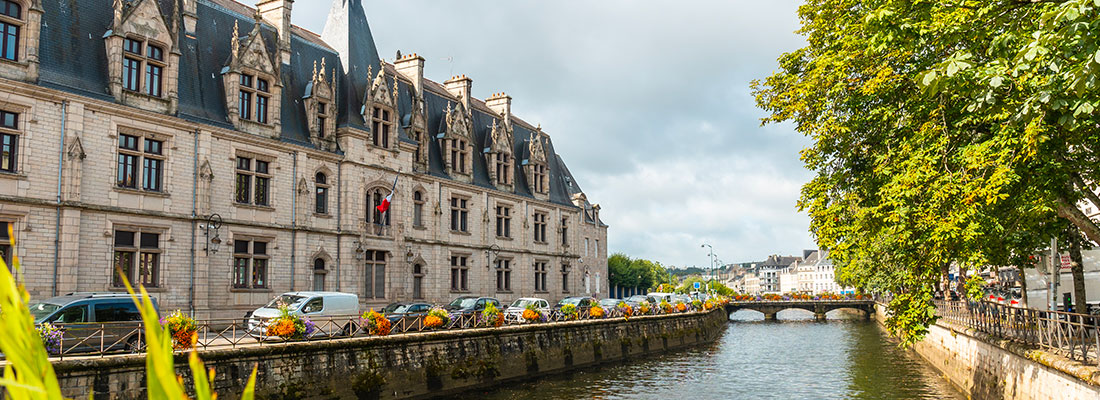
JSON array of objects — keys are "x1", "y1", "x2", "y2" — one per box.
[{"x1": 27, "y1": 305, "x2": 708, "y2": 360}]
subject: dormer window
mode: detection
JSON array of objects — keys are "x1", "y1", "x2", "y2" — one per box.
[
  {"x1": 439, "y1": 102, "x2": 474, "y2": 181},
  {"x1": 122, "y1": 37, "x2": 164, "y2": 97},
  {"x1": 0, "y1": 0, "x2": 21, "y2": 61},
  {"x1": 239, "y1": 74, "x2": 270, "y2": 124},
  {"x1": 494, "y1": 153, "x2": 511, "y2": 185},
  {"x1": 371, "y1": 106, "x2": 392, "y2": 148},
  {"x1": 316, "y1": 101, "x2": 328, "y2": 138},
  {"x1": 445, "y1": 138, "x2": 470, "y2": 175},
  {"x1": 532, "y1": 164, "x2": 547, "y2": 194}
]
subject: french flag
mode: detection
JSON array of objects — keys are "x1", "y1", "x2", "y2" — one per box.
[{"x1": 376, "y1": 176, "x2": 398, "y2": 214}]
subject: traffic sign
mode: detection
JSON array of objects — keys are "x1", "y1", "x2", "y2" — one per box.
[
  {"x1": 1061, "y1": 254, "x2": 1073, "y2": 270},
  {"x1": 693, "y1": 282, "x2": 701, "y2": 290}
]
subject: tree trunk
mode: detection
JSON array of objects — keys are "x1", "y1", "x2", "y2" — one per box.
[
  {"x1": 1070, "y1": 238, "x2": 1087, "y2": 314},
  {"x1": 957, "y1": 264, "x2": 968, "y2": 299},
  {"x1": 1018, "y1": 263, "x2": 1029, "y2": 308}
]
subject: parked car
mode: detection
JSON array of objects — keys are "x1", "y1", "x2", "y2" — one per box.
[
  {"x1": 672, "y1": 294, "x2": 692, "y2": 305},
  {"x1": 247, "y1": 291, "x2": 359, "y2": 338},
  {"x1": 503, "y1": 298, "x2": 550, "y2": 323},
  {"x1": 445, "y1": 296, "x2": 502, "y2": 327},
  {"x1": 556, "y1": 296, "x2": 597, "y2": 310},
  {"x1": 624, "y1": 295, "x2": 656, "y2": 307},
  {"x1": 29, "y1": 292, "x2": 154, "y2": 354},
  {"x1": 598, "y1": 298, "x2": 622, "y2": 308},
  {"x1": 382, "y1": 302, "x2": 433, "y2": 325},
  {"x1": 648, "y1": 292, "x2": 674, "y2": 304}
]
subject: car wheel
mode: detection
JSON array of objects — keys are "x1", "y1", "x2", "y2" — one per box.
[
  {"x1": 341, "y1": 322, "x2": 356, "y2": 337},
  {"x1": 125, "y1": 334, "x2": 145, "y2": 353}
]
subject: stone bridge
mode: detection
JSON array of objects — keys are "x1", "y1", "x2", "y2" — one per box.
[{"x1": 724, "y1": 300, "x2": 875, "y2": 321}]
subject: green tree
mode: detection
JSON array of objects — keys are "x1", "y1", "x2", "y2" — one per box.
[{"x1": 754, "y1": 0, "x2": 1100, "y2": 344}]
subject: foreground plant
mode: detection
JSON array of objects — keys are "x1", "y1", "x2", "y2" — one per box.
[
  {"x1": 424, "y1": 307, "x2": 449, "y2": 329},
  {"x1": 522, "y1": 303, "x2": 541, "y2": 323},
  {"x1": 0, "y1": 227, "x2": 258, "y2": 399},
  {"x1": 162, "y1": 310, "x2": 197, "y2": 350},
  {"x1": 481, "y1": 303, "x2": 504, "y2": 327},
  {"x1": 589, "y1": 304, "x2": 605, "y2": 319},
  {"x1": 618, "y1": 301, "x2": 633, "y2": 319},
  {"x1": 561, "y1": 304, "x2": 578, "y2": 320},
  {"x1": 266, "y1": 305, "x2": 316, "y2": 340}
]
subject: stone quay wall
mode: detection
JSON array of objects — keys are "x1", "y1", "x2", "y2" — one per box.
[
  {"x1": 51, "y1": 309, "x2": 728, "y2": 399},
  {"x1": 874, "y1": 304, "x2": 1100, "y2": 400}
]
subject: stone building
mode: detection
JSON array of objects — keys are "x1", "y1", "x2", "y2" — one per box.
[{"x1": 0, "y1": 0, "x2": 608, "y2": 319}]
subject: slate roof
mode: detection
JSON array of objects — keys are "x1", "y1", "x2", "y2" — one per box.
[{"x1": 36, "y1": 0, "x2": 601, "y2": 217}]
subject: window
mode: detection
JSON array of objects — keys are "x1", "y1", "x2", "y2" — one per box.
[
  {"x1": 412, "y1": 263, "x2": 424, "y2": 299},
  {"x1": 366, "y1": 187, "x2": 392, "y2": 234},
  {"x1": 232, "y1": 239, "x2": 268, "y2": 289},
  {"x1": 122, "y1": 37, "x2": 165, "y2": 97},
  {"x1": 371, "y1": 106, "x2": 392, "y2": 148},
  {"x1": 239, "y1": 74, "x2": 271, "y2": 124},
  {"x1": 0, "y1": 110, "x2": 17, "y2": 173},
  {"x1": 412, "y1": 129, "x2": 427, "y2": 168},
  {"x1": 0, "y1": 221, "x2": 11, "y2": 271},
  {"x1": 594, "y1": 239, "x2": 599, "y2": 256},
  {"x1": 532, "y1": 164, "x2": 547, "y2": 194},
  {"x1": 116, "y1": 133, "x2": 164, "y2": 192},
  {"x1": 413, "y1": 191, "x2": 424, "y2": 228},
  {"x1": 533, "y1": 212, "x2": 547, "y2": 243},
  {"x1": 313, "y1": 258, "x2": 326, "y2": 291},
  {"x1": 446, "y1": 139, "x2": 470, "y2": 175},
  {"x1": 561, "y1": 217, "x2": 569, "y2": 246},
  {"x1": 534, "y1": 261, "x2": 548, "y2": 292},
  {"x1": 363, "y1": 250, "x2": 386, "y2": 299},
  {"x1": 495, "y1": 205, "x2": 511, "y2": 238},
  {"x1": 584, "y1": 238, "x2": 590, "y2": 257},
  {"x1": 316, "y1": 102, "x2": 328, "y2": 138},
  {"x1": 450, "y1": 255, "x2": 469, "y2": 292},
  {"x1": 112, "y1": 230, "x2": 160, "y2": 288},
  {"x1": 0, "y1": 0, "x2": 20, "y2": 62},
  {"x1": 235, "y1": 156, "x2": 270, "y2": 206},
  {"x1": 493, "y1": 153, "x2": 511, "y2": 186},
  {"x1": 94, "y1": 302, "x2": 141, "y2": 322},
  {"x1": 450, "y1": 196, "x2": 469, "y2": 233},
  {"x1": 315, "y1": 172, "x2": 329, "y2": 214},
  {"x1": 561, "y1": 265, "x2": 570, "y2": 292},
  {"x1": 495, "y1": 259, "x2": 511, "y2": 292}
]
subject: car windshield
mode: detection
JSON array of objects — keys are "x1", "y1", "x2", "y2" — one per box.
[
  {"x1": 386, "y1": 304, "x2": 409, "y2": 314},
  {"x1": 511, "y1": 299, "x2": 536, "y2": 308},
  {"x1": 600, "y1": 299, "x2": 619, "y2": 306},
  {"x1": 264, "y1": 295, "x2": 307, "y2": 310},
  {"x1": 29, "y1": 302, "x2": 61, "y2": 322},
  {"x1": 558, "y1": 298, "x2": 581, "y2": 306},
  {"x1": 449, "y1": 298, "x2": 477, "y2": 309}
]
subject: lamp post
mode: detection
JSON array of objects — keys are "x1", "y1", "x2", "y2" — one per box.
[
  {"x1": 200, "y1": 214, "x2": 222, "y2": 255},
  {"x1": 701, "y1": 243, "x2": 714, "y2": 293}
]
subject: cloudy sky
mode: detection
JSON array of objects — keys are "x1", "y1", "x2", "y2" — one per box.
[{"x1": 293, "y1": 0, "x2": 814, "y2": 269}]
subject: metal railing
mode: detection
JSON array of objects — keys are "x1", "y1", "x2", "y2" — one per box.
[
  {"x1": 934, "y1": 300, "x2": 1100, "y2": 367},
  {"x1": 28, "y1": 305, "x2": 708, "y2": 360}
]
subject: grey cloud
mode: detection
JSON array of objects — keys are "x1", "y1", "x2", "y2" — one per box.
[{"x1": 294, "y1": 0, "x2": 813, "y2": 267}]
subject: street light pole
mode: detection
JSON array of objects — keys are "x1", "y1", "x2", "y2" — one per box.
[{"x1": 701, "y1": 243, "x2": 714, "y2": 294}]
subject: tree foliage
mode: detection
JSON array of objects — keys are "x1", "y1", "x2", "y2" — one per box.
[
  {"x1": 754, "y1": 0, "x2": 1100, "y2": 345},
  {"x1": 607, "y1": 253, "x2": 676, "y2": 291}
]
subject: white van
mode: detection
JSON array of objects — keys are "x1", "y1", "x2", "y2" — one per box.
[{"x1": 247, "y1": 291, "x2": 359, "y2": 338}]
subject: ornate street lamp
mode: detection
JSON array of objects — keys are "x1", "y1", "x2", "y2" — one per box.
[{"x1": 200, "y1": 214, "x2": 222, "y2": 255}]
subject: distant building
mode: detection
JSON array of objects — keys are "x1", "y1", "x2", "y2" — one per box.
[{"x1": 756, "y1": 255, "x2": 802, "y2": 293}]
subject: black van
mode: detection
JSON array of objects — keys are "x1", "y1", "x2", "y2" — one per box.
[{"x1": 29, "y1": 292, "x2": 155, "y2": 355}]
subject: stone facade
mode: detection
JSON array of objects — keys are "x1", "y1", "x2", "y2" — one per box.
[{"x1": 0, "y1": 0, "x2": 608, "y2": 320}]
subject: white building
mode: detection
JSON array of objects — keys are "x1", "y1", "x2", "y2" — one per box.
[{"x1": 778, "y1": 261, "x2": 799, "y2": 294}]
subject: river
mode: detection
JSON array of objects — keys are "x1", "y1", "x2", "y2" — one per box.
[{"x1": 455, "y1": 310, "x2": 963, "y2": 400}]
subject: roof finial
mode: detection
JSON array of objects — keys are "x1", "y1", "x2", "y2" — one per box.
[
  {"x1": 392, "y1": 75, "x2": 399, "y2": 103},
  {"x1": 230, "y1": 20, "x2": 240, "y2": 61},
  {"x1": 312, "y1": 60, "x2": 318, "y2": 82},
  {"x1": 112, "y1": 0, "x2": 123, "y2": 27},
  {"x1": 320, "y1": 57, "x2": 327, "y2": 79}
]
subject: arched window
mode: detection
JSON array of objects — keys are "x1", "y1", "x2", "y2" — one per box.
[
  {"x1": 315, "y1": 172, "x2": 329, "y2": 214},
  {"x1": 313, "y1": 258, "x2": 326, "y2": 291},
  {"x1": 412, "y1": 190, "x2": 424, "y2": 228},
  {"x1": 0, "y1": 0, "x2": 22, "y2": 62},
  {"x1": 366, "y1": 187, "x2": 391, "y2": 236},
  {"x1": 412, "y1": 263, "x2": 424, "y2": 299}
]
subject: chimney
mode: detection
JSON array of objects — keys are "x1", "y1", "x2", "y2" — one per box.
[
  {"x1": 444, "y1": 74, "x2": 472, "y2": 111},
  {"x1": 257, "y1": 0, "x2": 293, "y2": 65},
  {"x1": 181, "y1": 0, "x2": 197, "y2": 34},
  {"x1": 485, "y1": 92, "x2": 512, "y2": 122},
  {"x1": 394, "y1": 53, "x2": 425, "y2": 97}
]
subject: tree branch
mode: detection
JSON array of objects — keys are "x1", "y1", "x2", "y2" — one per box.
[{"x1": 1055, "y1": 197, "x2": 1100, "y2": 245}]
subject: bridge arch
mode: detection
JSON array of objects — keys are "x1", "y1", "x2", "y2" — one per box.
[{"x1": 724, "y1": 300, "x2": 874, "y2": 321}]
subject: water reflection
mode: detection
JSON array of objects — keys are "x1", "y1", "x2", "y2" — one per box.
[{"x1": 453, "y1": 319, "x2": 962, "y2": 400}]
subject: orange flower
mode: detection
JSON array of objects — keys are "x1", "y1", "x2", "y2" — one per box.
[{"x1": 424, "y1": 315, "x2": 444, "y2": 329}]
